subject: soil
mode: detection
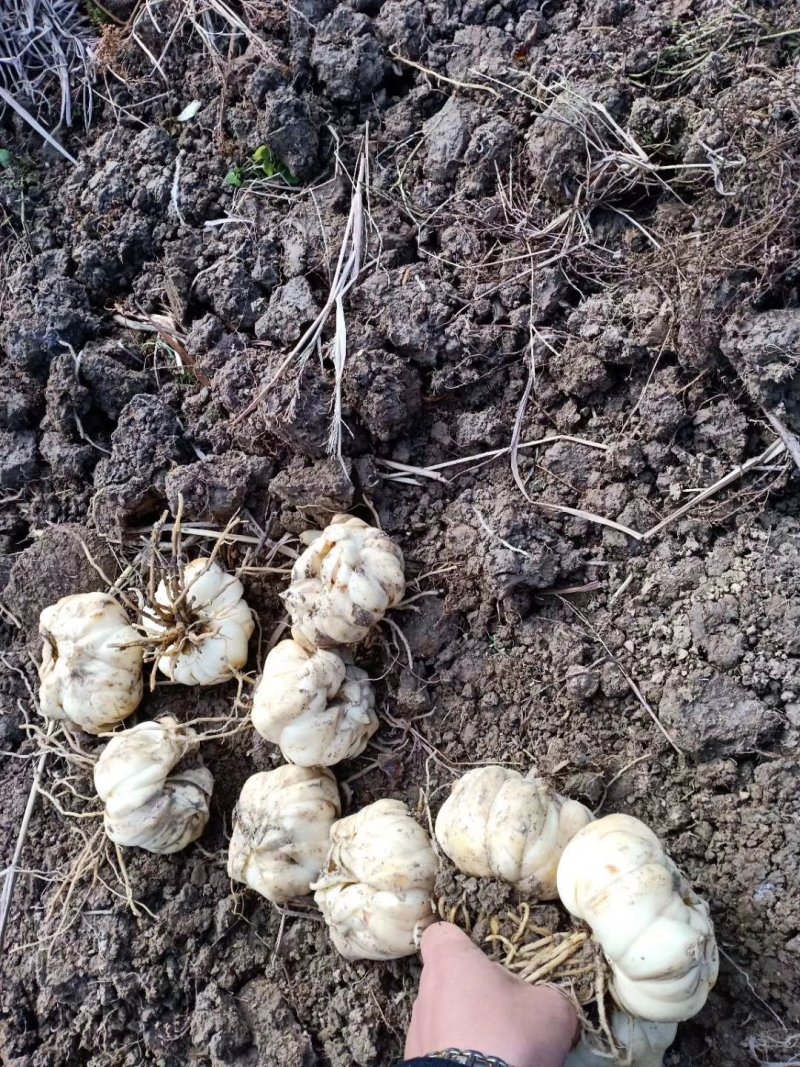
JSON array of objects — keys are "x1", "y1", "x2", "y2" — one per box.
[{"x1": 2, "y1": 0, "x2": 800, "y2": 1064}]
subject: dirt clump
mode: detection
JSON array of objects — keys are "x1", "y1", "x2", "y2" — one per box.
[
  {"x1": 165, "y1": 452, "x2": 272, "y2": 523},
  {"x1": 659, "y1": 670, "x2": 781, "y2": 758},
  {"x1": 91, "y1": 394, "x2": 191, "y2": 534}
]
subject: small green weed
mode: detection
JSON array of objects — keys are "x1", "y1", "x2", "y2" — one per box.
[
  {"x1": 225, "y1": 144, "x2": 300, "y2": 188},
  {"x1": 0, "y1": 148, "x2": 36, "y2": 193},
  {"x1": 488, "y1": 633, "x2": 508, "y2": 656},
  {"x1": 82, "y1": 0, "x2": 114, "y2": 26}
]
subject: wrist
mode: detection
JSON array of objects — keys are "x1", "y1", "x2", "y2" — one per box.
[
  {"x1": 400, "y1": 1054, "x2": 511, "y2": 1067},
  {"x1": 431, "y1": 1052, "x2": 511, "y2": 1067}
]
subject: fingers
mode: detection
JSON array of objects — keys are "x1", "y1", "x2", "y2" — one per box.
[
  {"x1": 410, "y1": 921, "x2": 580, "y2": 1067},
  {"x1": 420, "y1": 922, "x2": 527, "y2": 990},
  {"x1": 420, "y1": 921, "x2": 481, "y2": 965}
]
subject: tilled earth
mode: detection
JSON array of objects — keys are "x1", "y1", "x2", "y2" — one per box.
[{"x1": 2, "y1": 0, "x2": 800, "y2": 1064}]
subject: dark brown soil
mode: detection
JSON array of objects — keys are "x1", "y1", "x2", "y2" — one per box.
[{"x1": 2, "y1": 0, "x2": 800, "y2": 1064}]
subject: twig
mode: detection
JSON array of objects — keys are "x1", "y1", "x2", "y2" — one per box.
[
  {"x1": 0, "y1": 600, "x2": 22, "y2": 627},
  {"x1": 762, "y1": 412, "x2": 800, "y2": 472},
  {"x1": 388, "y1": 48, "x2": 502, "y2": 100},
  {"x1": 609, "y1": 573, "x2": 633, "y2": 604},
  {"x1": 0, "y1": 0, "x2": 95, "y2": 139},
  {"x1": 558, "y1": 599, "x2": 683, "y2": 756},
  {"x1": 0, "y1": 722, "x2": 54, "y2": 953},
  {"x1": 0, "y1": 85, "x2": 78, "y2": 165},
  {"x1": 376, "y1": 459, "x2": 448, "y2": 484},
  {"x1": 534, "y1": 500, "x2": 642, "y2": 541},
  {"x1": 594, "y1": 752, "x2": 652, "y2": 814},
  {"x1": 170, "y1": 151, "x2": 186, "y2": 226},
  {"x1": 327, "y1": 150, "x2": 367, "y2": 462},
  {"x1": 123, "y1": 523, "x2": 298, "y2": 559},
  {"x1": 641, "y1": 439, "x2": 786, "y2": 540},
  {"x1": 232, "y1": 140, "x2": 369, "y2": 433},
  {"x1": 473, "y1": 507, "x2": 531, "y2": 558},
  {"x1": 510, "y1": 300, "x2": 537, "y2": 501},
  {"x1": 719, "y1": 946, "x2": 788, "y2": 1029},
  {"x1": 376, "y1": 435, "x2": 609, "y2": 483},
  {"x1": 536, "y1": 581, "x2": 603, "y2": 596}
]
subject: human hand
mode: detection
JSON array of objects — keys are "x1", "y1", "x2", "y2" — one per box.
[{"x1": 405, "y1": 923, "x2": 578, "y2": 1067}]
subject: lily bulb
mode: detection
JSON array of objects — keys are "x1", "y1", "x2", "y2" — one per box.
[
  {"x1": 311, "y1": 799, "x2": 437, "y2": 960},
  {"x1": 251, "y1": 639, "x2": 378, "y2": 766},
  {"x1": 283, "y1": 515, "x2": 405, "y2": 648},
  {"x1": 557, "y1": 813, "x2": 719, "y2": 1022},
  {"x1": 434, "y1": 766, "x2": 593, "y2": 899},
  {"x1": 566, "y1": 1011, "x2": 677, "y2": 1067},
  {"x1": 38, "y1": 592, "x2": 143, "y2": 735},
  {"x1": 94, "y1": 715, "x2": 213, "y2": 854},
  {"x1": 227, "y1": 765, "x2": 341, "y2": 903},
  {"x1": 141, "y1": 557, "x2": 254, "y2": 685}
]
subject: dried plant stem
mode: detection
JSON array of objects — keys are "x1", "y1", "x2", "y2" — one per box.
[
  {"x1": 510, "y1": 308, "x2": 538, "y2": 501},
  {"x1": 0, "y1": 722, "x2": 54, "y2": 952},
  {"x1": 377, "y1": 434, "x2": 609, "y2": 484},
  {"x1": 762, "y1": 412, "x2": 800, "y2": 472},
  {"x1": 641, "y1": 439, "x2": 786, "y2": 539},
  {"x1": 0, "y1": 85, "x2": 78, "y2": 164},
  {"x1": 558, "y1": 598, "x2": 683, "y2": 756},
  {"x1": 396, "y1": 434, "x2": 787, "y2": 543},
  {"x1": 0, "y1": 0, "x2": 95, "y2": 154},
  {"x1": 232, "y1": 143, "x2": 370, "y2": 454},
  {"x1": 388, "y1": 47, "x2": 502, "y2": 100},
  {"x1": 594, "y1": 944, "x2": 619, "y2": 1058}
]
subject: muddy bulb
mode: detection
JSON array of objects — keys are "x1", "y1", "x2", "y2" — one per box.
[
  {"x1": 141, "y1": 557, "x2": 254, "y2": 685},
  {"x1": 311, "y1": 799, "x2": 437, "y2": 960},
  {"x1": 434, "y1": 766, "x2": 593, "y2": 899},
  {"x1": 38, "y1": 592, "x2": 143, "y2": 735},
  {"x1": 284, "y1": 515, "x2": 405, "y2": 649},
  {"x1": 566, "y1": 1011, "x2": 677, "y2": 1067},
  {"x1": 251, "y1": 639, "x2": 378, "y2": 767},
  {"x1": 94, "y1": 715, "x2": 213, "y2": 854},
  {"x1": 227, "y1": 765, "x2": 341, "y2": 904},
  {"x1": 557, "y1": 813, "x2": 719, "y2": 1022}
]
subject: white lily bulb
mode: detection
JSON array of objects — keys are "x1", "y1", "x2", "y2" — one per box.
[
  {"x1": 38, "y1": 592, "x2": 143, "y2": 735},
  {"x1": 227, "y1": 765, "x2": 341, "y2": 903},
  {"x1": 311, "y1": 799, "x2": 437, "y2": 960},
  {"x1": 557, "y1": 813, "x2": 719, "y2": 1022},
  {"x1": 284, "y1": 515, "x2": 405, "y2": 648},
  {"x1": 141, "y1": 558, "x2": 254, "y2": 685},
  {"x1": 251, "y1": 639, "x2": 378, "y2": 767},
  {"x1": 434, "y1": 766, "x2": 593, "y2": 899},
  {"x1": 94, "y1": 715, "x2": 213, "y2": 854},
  {"x1": 566, "y1": 1011, "x2": 677, "y2": 1067}
]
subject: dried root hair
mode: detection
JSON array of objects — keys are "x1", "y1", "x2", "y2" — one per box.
[{"x1": 434, "y1": 897, "x2": 621, "y2": 1060}]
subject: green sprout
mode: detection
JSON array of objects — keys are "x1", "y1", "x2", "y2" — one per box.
[
  {"x1": 224, "y1": 164, "x2": 245, "y2": 188},
  {"x1": 251, "y1": 144, "x2": 300, "y2": 184},
  {"x1": 82, "y1": 0, "x2": 114, "y2": 26},
  {"x1": 488, "y1": 633, "x2": 508, "y2": 656},
  {"x1": 224, "y1": 144, "x2": 299, "y2": 189}
]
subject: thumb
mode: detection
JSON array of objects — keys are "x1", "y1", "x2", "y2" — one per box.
[{"x1": 420, "y1": 922, "x2": 487, "y2": 966}]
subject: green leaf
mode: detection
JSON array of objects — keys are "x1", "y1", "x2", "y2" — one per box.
[
  {"x1": 251, "y1": 145, "x2": 272, "y2": 166},
  {"x1": 224, "y1": 166, "x2": 243, "y2": 187},
  {"x1": 280, "y1": 164, "x2": 300, "y2": 187},
  {"x1": 251, "y1": 144, "x2": 300, "y2": 185},
  {"x1": 0, "y1": 149, "x2": 12, "y2": 168}
]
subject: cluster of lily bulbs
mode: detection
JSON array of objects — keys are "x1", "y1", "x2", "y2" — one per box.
[{"x1": 37, "y1": 516, "x2": 717, "y2": 1067}]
